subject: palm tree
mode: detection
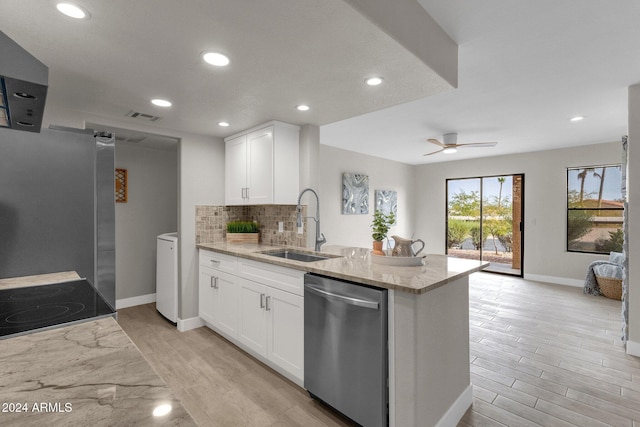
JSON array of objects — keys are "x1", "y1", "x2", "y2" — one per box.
[
  {"x1": 594, "y1": 167, "x2": 606, "y2": 208},
  {"x1": 577, "y1": 168, "x2": 595, "y2": 204},
  {"x1": 497, "y1": 176, "x2": 506, "y2": 209}
]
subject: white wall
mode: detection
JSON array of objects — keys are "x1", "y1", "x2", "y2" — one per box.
[
  {"x1": 413, "y1": 142, "x2": 621, "y2": 284},
  {"x1": 627, "y1": 84, "x2": 640, "y2": 353},
  {"x1": 178, "y1": 133, "x2": 225, "y2": 320},
  {"x1": 319, "y1": 145, "x2": 415, "y2": 249},
  {"x1": 114, "y1": 143, "x2": 177, "y2": 301}
]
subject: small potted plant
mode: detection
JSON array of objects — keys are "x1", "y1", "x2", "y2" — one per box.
[
  {"x1": 226, "y1": 221, "x2": 260, "y2": 244},
  {"x1": 371, "y1": 210, "x2": 396, "y2": 256}
]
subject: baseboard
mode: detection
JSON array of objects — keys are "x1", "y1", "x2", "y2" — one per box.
[
  {"x1": 177, "y1": 316, "x2": 204, "y2": 332},
  {"x1": 435, "y1": 384, "x2": 473, "y2": 427},
  {"x1": 523, "y1": 273, "x2": 583, "y2": 287},
  {"x1": 115, "y1": 293, "x2": 156, "y2": 309},
  {"x1": 627, "y1": 340, "x2": 640, "y2": 357}
]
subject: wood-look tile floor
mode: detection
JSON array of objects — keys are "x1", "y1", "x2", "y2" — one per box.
[{"x1": 117, "y1": 272, "x2": 640, "y2": 427}]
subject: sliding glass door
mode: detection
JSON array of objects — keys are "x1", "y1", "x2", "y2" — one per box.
[{"x1": 446, "y1": 174, "x2": 524, "y2": 276}]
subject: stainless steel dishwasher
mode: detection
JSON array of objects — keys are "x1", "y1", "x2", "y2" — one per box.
[{"x1": 304, "y1": 273, "x2": 388, "y2": 427}]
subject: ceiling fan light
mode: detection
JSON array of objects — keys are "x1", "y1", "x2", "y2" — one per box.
[{"x1": 443, "y1": 147, "x2": 458, "y2": 154}]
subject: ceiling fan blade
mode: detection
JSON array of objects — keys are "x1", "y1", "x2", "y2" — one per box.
[
  {"x1": 423, "y1": 148, "x2": 446, "y2": 156},
  {"x1": 456, "y1": 141, "x2": 498, "y2": 148},
  {"x1": 427, "y1": 138, "x2": 446, "y2": 147}
]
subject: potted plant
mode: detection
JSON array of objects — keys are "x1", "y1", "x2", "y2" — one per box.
[
  {"x1": 371, "y1": 210, "x2": 396, "y2": 255},
  {"x1": 226, "y1": 221, "x2": 260, "y2": 244}
]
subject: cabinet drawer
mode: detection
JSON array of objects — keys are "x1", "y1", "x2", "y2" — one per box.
[
  {"x1": 199, "y1": 250, "x2": 237, "y2": 274},
  {"x1": 238, "y1": 259, "x2": 304, "y2": 296}
]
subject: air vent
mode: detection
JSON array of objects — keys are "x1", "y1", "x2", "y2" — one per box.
[{"x1": 126, "y1": 110, "x2": 161, "y2": 122}]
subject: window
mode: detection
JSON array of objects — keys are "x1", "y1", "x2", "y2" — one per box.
[{"x1": 567, "y1": 165, "x2": 623, "y2": 253}]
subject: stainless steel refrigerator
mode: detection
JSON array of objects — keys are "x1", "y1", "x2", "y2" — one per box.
[{"x1": 0, "y1": 125, "x2": 116, "y2": 310}]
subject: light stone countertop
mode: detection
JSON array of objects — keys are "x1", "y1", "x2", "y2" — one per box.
[
  {"x1": 197, "y1": 242, "x2": 488, "y2": 294},
  {"x1": 0, "y1": 317, "x2": 195, "y2": 426},
  {"x1": 0, "y1": 271, "x2": 82, "y2": 290}
]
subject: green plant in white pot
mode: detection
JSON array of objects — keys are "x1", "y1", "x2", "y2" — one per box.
[{"x1": 371, "y1": 210, "x2": 395, "y2": 256}]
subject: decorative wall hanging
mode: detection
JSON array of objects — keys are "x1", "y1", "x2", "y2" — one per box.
[
  {"x1": 375, "y1": 189, "x2": 398, "y2": 218},
  {"x1": 115, "y1": 168, "x2": 128, "y2": 203},
  {"x1": 342, "y1": 173, "x2": 369, "y2": 214}
]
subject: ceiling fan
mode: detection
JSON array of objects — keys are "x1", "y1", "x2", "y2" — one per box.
[{"x1": 424, "y1": 133, "x2": 497, "y2": 156}]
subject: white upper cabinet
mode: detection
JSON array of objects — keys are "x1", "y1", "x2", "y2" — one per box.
[
  {"x1": 225, "y1": 134, "x2": 248, "y2": 205},
  {"x1": 225, "y1": 121, "x2": 300, "y2": 205}
]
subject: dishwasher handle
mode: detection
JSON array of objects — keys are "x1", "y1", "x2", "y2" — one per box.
[{"x1": 305, "y1": 284, "x2": 379, "y2": 310}]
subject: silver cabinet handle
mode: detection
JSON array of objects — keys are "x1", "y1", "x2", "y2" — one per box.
[
  {"x1": 245, "y1": 187, "x2": 250, "y2": 199},
  {"x1": 209, "y1": 259, "x2": 221, "y2": 264},
  {"x1": 242, "y1": 187, "x2": 246, "y2": 199},
  {"x1": 260, "y1": 293, "x2": 266, "y2": 308},
  {"x1": 265, "y1": 295, "x2": 271, "y2": 311},
  {"x1": 210, "y1": 276, "x2": 219, "y2": 289},
  {"x1": 305, "y1": 284, "x2": 379, "y2": 309}
]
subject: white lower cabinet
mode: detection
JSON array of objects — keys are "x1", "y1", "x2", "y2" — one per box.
[
  {"x1": 199, "y1": 267, "x2": 239, "y2": 338},
  {"x1": 198, "y1": 250, "x2": 304, "y2": 385},
  {"x1": 267, "y1": 286, "x2": 304, "y2": 380},
  {"x1": 238, "y1": 278, "x2": 268, "y2": 355},
  {"x1": 238, "y1": 277, "x2": 304, "y2": 381}
]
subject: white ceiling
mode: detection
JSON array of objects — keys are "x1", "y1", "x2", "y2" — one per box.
[
  {"x1": 2, "y1": 1, "x2": 640, "y2": 165},
  {"x1": 0, "y1": 0, "x2": 453, "y2": 147},
  {"x1": 324, "y1": 0, "x2": 640, "y2": 164}
]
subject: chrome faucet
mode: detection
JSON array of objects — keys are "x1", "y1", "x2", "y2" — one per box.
[{"x1": 296, "y1": 188, "x2": 326, "y2": 251}]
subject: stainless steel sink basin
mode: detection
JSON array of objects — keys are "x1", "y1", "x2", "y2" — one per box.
[{"x1": 263, "y1": 250, "x2": 330, "y2": 262}]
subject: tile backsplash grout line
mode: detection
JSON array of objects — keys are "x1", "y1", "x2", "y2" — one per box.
[{"x1": 195, "y1": 205, "x2": 308, "y2": 248}]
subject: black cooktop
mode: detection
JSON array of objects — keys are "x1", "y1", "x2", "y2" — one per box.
[{"x1": 0, "y1": 279, "x2": 115, "y2": 339}]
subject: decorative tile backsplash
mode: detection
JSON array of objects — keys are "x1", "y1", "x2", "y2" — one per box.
[{"x1": 196, "y1": 205, "x2": 308, "y2": 248}]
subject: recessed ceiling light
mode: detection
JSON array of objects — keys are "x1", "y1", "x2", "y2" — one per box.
[
  {"x1": 218, "y1": 121, "x2": 230, "y2": 127},
  {"x1": 152, "y1": 404, "x2": 172, "y2": 417},
  {"x1": 296, "y1": 105, "x2": 310, "y2": 111},
  {"x1": 151, "y1": 99, "x2": 172, "y2": 107},
  {"x1": 56, "y1": 2, "x2": 90, "y2": 19},
  {"x1": 570, "y1": 116, "x2": 584, "y2": 122},
  {"x1": 443, "y1": 147, "x2": 458, "y2": 154},
  {"x1": 202, "y1": 52, "x2": 230, "y2": 67},
  {"x1": 365, "y1": 77, "x2": 384, "y2": 86}
]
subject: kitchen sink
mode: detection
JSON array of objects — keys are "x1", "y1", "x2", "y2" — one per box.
[{"x1": 262, "y1": 250, "x2": 330, "y2": 263}]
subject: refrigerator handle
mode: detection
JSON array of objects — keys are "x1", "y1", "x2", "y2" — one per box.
[{"x1": 305, "y1": 284, "x2": 379, "y2": 309}]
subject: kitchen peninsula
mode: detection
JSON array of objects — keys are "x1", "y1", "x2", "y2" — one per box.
[
  {"x1": 0, "y1": 274, "x2": 194, "y2": 426},
  {"x1": 197, "y1": 242, "x2": 488, "y2": 427}
]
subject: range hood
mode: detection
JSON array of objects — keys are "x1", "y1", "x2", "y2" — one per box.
[{"x1": 0, "y1": 30, "x2": 48, "y2": 133}]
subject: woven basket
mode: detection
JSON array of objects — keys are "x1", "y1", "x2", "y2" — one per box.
[{"x1": 596, "y1": 276, "x2": 622, "y2": 300}]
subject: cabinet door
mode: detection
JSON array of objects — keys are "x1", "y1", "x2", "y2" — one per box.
[
  {"x1": 199, "y1": 268, "x2": 238, "y2": 337},
  {"x1": 225, "y1": 134, "x2": 248, "y2": 205},
  {"x1": 267, "y1": 287, "x2": 304, "y2": 380},
  {"x1": 246, "y1": 127, "x2": 274, "y2": 204},
  {"x1": 238, "y1": 278, "x2": 268, "y2": 356},
  {"x1": 214, "y1": 271, "x2": 239, "y2": 338},
  {"x1": 198, "y1": 268, "x2": 217, "y2": 326}
]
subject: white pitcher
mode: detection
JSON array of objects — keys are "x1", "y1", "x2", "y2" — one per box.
[{"x1": 391, "y1": 235, "x2": 425, "y2": 257}]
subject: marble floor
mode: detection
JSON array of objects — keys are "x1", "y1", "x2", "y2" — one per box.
[{"x1": 117, "y1": 272, "x2": 639, "y2": 426}]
